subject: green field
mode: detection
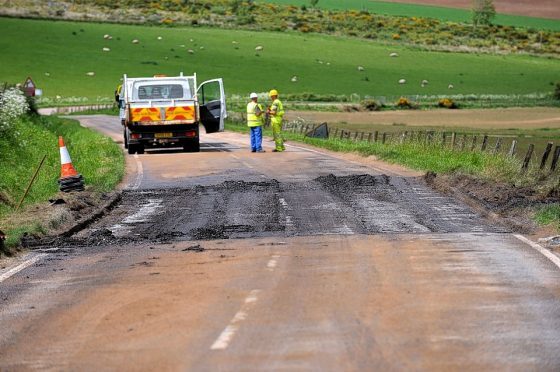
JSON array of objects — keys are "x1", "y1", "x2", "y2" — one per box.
[
  {"x1": 0, "y1": 17, "x2": 559, "y2": 104},
  {"x1": 267, "y1": 0, "x2": 560, "y2": 31}
]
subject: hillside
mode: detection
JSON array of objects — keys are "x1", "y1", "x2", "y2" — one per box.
[{"x1": 0, "y1": 17, "x2": 558, "y2": 104}]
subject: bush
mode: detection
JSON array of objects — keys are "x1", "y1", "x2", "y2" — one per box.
[
  {"x1": 554, "y1": 82, "x2": 560, "y2": 100},
  {"x1": 0, "y1": 87, "x2": 29, "y2": 137},
  {"x1": 361, "y1": 99, "x2": 381, "y2": 111},
  {"x1": 438, "y1": 98, "x2": 458, "y2": 109},
  {"x1": 396, "y1": 97, "x2": 417, "y2": 109}
]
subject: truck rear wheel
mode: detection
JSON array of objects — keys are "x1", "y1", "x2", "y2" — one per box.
[
  {"x1": 183, "y1": 140, "x2": 200, "y2": 153},
  {"x1": 123, "y1": 128, "x2": 129, "y2": 149},
  {"x1": 128, "y1": 144, "x2": 145, "y2": 155}
]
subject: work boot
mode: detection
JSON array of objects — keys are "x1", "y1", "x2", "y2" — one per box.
[{"x1": 257, "y1": 149, "x2": 266, "y2": 153}]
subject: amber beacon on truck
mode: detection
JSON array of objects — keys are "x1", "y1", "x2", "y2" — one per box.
[{"x1": 117, "y1": 73, "x2": 226, "y2": 154}]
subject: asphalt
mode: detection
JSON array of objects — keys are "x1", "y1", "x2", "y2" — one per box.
[{"x1": 0, "y1": 115, "x2": 559, "y2": 371}]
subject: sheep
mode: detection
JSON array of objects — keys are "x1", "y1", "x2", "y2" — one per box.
[
  {"x1": 103, "y1": 34, "x2": 111, "y2": 39},
  {"x1": 102, "y1": 47, "x2": 110, "y2": 52},
  {"x1": 157, "y1": 36, "x2": 163, "y2": 40},
  {"x1": 421, "y1": 79, "x2": 428, "y2": 87},
  {"x1": 189, "y1": 38, "x2": 194, "y2": 42},
  {"x1": 199, "y1": 46, "x2": 204, "y2": 50},
  {"x1": 255, "y1": 45, "x2": 264, "y2": 51},
  {"x1": 44, "y1": 72, "x2": 50, "y2": 77},
  {"x1": 86, "y1": 72, "x2": 95, "y2": 76},
  {"x1": 132, "y1": 39, "x2": 139, "y2": 44},
  {"x1": 232, "y1": 41, "x2": 238, "y2": 44},
  {"x1": 399, "y1": 79, "x2": 406, "y2": 84},
  {"x1": 357, "y1": 66, "x2": 365, "y2": 71},
  {"x1": 448, "y1": 84, "x2": 454, "y2": 89},
  {"x1": 291, "y1": 76, "x2": 298, "y2": 82},
  {"x1": 326, "y1": 62, "x2": 331, "y2": 66},
  {"x1": 390, "y1": 52, "x2": 399, "y2": 57},
  {"x1": 188, "y1": 49, "x2": 194, "y2": 54}
]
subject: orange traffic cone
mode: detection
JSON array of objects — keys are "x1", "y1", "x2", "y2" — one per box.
[{"x1": 58, "y1": 136, "x2": 84, "y2": 192}]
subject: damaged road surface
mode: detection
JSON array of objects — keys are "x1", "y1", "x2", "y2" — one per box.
[{"x1": 1, "y1": 116, "x2": 560, "y2": 371}]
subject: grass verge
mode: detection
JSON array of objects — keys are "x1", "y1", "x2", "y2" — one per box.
[
  {"x1": 0, "y1": 114, "x2": 125, "y2": 253},
  {"x1": 534, "y1": 204, "x2": 560, "y2": 229}
]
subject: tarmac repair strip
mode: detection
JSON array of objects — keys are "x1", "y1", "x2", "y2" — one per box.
[
  {"x1": 0, "y1": 253, "x2": 48, "y2": 283},
  {"x1": 210, "y1": 289, "x2": 261, "y2": 350},
  {"x1": 514, "y1": 234, "x2": 560, "y2": 270}
]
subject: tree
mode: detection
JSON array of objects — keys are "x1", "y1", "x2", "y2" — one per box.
[
  {"x1": 310, "y1": 0, "x2": 319, "y2": 7},
  {"x1": 472, "y1": 0, "x2": 496, "y2": 27}
]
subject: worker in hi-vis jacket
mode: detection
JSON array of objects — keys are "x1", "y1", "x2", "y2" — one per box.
[
  {"x1": 247, "y1": 92, "x2": 265, "y2": 153},
  {"x1": 267, "y1": 89, "x2": 285, "y2": 152}
]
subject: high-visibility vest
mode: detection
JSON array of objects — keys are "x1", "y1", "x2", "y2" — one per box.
[
  {"x1": 270, "y1": 99, "x2": 284, "y2": 125},
  {"x1": 247, "y1": 101, "x2": 264, "y2": 127}
]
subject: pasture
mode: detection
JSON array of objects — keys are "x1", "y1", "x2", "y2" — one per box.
[
  {"x1": 0, "y1": 17, "x2": 558, "y2": 104},
  {"x1": 268, "y1": 0, "x2": 560, "y2": 31}
]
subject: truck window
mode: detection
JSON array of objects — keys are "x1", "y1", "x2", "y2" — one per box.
[{"x1": 134, "y1": 84, "x2": 190, "y2": 100}]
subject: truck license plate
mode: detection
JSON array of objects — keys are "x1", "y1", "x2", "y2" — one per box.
[{"x1": 155, "y1": 132, "x2": 173, "y2": 138}]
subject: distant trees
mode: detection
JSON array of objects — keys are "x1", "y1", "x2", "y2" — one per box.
[
  {"x1": 310, "y1": 0, "x2": 319, "y2": 8},
  {"x1": 472, "y1": 0, "x2": 496, "y2": 27}
]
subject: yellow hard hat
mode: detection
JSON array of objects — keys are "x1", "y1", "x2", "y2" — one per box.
[{"x1": 269, "y1": 89, "x2": 278, "y2": 97}]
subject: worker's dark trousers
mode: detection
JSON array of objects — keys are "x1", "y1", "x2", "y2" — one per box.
[{"x1": 250, "y1": 126, "x2": 263, "y2": 152}]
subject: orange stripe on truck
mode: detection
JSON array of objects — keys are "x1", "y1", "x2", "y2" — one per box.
[{"x1": 165, "y1": 106, "x2": 195, "y2": 121}]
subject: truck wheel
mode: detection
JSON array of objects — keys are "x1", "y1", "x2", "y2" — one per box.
[
  {"x1": 136, "y1": 146, "x2": 145, "y2": 155},
  {"x1": 127, "y1": 145, "x2": 136, "y2": 155},
  {"x1": 123, "y1": 128, "x2": 129, "y2": 149},
  {"x1": 183, "y1": 140, "x2": 200, "y2": 153}
]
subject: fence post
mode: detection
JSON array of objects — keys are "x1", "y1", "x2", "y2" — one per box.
[
  {"x1": 522, "y1": 144, "x2": 534, "y2": 171},
  {"x1": 442, "y1": 132, "x2": 447, "y2": 148},
  {"x1": 461, "y1": 134, "x2": 467, "y2": 151},
  {"x1": 367, "y1": 132, "x2": 373, "y2": 142},
  {"x1": 481, "y1": 135, "x2": 489, "y2": 151},
  {"x1": 550, "y1": 146, "x2": 560, "y2": 172},
  {"x1": 540, "y1": 142, "x2": 553, "y2": 170},
  {"x1": 400, "y1": 132, "x2": 407, "y2": 144},
  {"x1": 471, "y1": 136, "x2": 478, "y2": 151},
  {"x1": 382, "y1": 133, "x2": 387, "y2": 144},
  {"x1": 360, "y1": 132, "x2": 365, "y2": 141},
  {"x1": 346, "y1": 131, "x2": 352, "y2": 140},
  {"x1": 494, "y1": 137, "x2": 502, "y2": 154},
  {"x1": 508, "y1": 140, "x2": 517, "y2": 157},
  {"x1": 334, "y1": 128, "x2": 339, "y2": 138},
  {"x1": 340, "y1": 130, "x2": 345, "y2": 140},
  {"x1": 353, "y1": 132, "x2": 359, "y2": 141},
  {"x1": 374, "y1": 131, "x2": 379, "y2": 143},
  {"x1": 451, "y1": 132, "x2": 456, "y2": 149}
]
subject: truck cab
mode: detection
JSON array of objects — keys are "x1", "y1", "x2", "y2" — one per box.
[{"x1": 118, "y1": 73, "x2": 226, "y2": 154}]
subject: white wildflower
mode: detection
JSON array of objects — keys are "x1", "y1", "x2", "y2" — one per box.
[{"x1": 0, "y1": 88, "x2": 29, "y2": 135}]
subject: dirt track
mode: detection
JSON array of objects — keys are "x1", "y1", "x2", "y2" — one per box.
[
  {"x1": 383, "y1": 0, "x2": 560, "y2": 19},
  {"x1": 1, "y1": 115, "x2": 560, "y2": 370}
]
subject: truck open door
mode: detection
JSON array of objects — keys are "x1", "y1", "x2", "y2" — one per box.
[{"x1": 197, "y1": 78, "x2": 227, "y2": 134}]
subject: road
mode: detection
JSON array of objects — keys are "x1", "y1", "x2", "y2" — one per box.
[{"x1": 1, "y1": 115, "x2": 560, "y2": 371}]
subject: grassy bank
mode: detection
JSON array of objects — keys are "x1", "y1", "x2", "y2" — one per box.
[
  {"x1": 0, "y1": 115, "x2": 124, "y2": 249},
  {"x1": 1, "y1": 17, "x2": 559, "y2": 104}
]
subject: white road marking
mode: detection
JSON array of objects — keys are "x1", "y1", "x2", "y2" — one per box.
[
  {"x1": 514, "y1": 234, "x2": 560, "y2": 270},
  {"x1": 130, "y1": 154, "x2": 143, "y2": 190},
  {"x1": 278, "y1": 198, "x2": 295, "y2": 230},
  {"x1": 266, "y1": 254, "x2": 281, "y2": 271},
  {"x1": 210, "y1": 289, "x2": 261, "y2": 350},
  {"x1": 0, "y1": 253, "x2": 48, "y2": 283},
  {"x1": 110, "y1": 198, "x2": 163, "y2": 235}
]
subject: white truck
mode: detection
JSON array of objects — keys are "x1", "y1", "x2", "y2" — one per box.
[{"x1": 117, "y1": 73, "x2": 226, "y2": 154}]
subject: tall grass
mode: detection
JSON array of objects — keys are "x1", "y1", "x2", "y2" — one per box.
[{"x1": 0, "y1": 115, "x2": 124, "y2": 249}]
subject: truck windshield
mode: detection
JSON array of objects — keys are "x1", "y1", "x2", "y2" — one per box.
[{"x1": 133, "y1": 83, "x2": 192, "y2": 100}]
